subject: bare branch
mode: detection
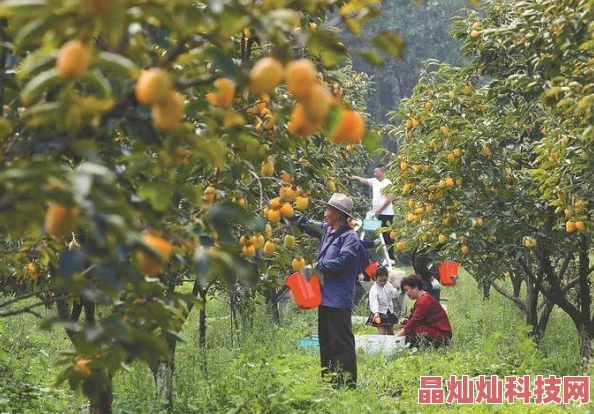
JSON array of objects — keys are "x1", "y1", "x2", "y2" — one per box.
[
  {"x1": 159, "y1": 38, "x2": 189, "y2": 67},
  {"x1": 26, "y1": 309, "x2": 43, "y2": 319},
  {"x1": 491, "y1": 282, "x2": 526, "y2": 313},
  {"x1": 176, "y1": 76, "x2": 218, "y2": 89},
  {"x1": 234, "y1": 99, "x2": 267, "y2": 113},
  {"x1": 562, "y1": 277, "x2": 580, "y2": 292},
  {"x1": 248, "y1": 170, "x2": 264, "y2": 210},
  {"x1": 0, "y1": 294, "x2": 72, "y2": 318},
  {"x1": 558, "y1": 252, "x2": 573, "y2": 280},
  {"x1": 518, "y1": 256, "x2": 580, "y2": 323},
  {"x1": 0, "y1": 288, "x2": 52, "y2": 310}
]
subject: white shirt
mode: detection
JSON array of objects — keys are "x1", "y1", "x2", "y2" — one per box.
[
  {"x1": 367, "y1": 178, "x2": 394, "y2": 215},
  {"x1": 369, "y1": 282, "x2": 398, "y2": 314}
]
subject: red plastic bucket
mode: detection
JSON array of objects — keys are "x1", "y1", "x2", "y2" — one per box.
[
  {"x1": 364, "y1": 261, "x2": 379, "y2": 281},
  {"x1": 438, "y1": 262, "x2": 460, "y2": 286},
  {"x1": 286, "y1": 272, "x2": 322, "y2": 309}
]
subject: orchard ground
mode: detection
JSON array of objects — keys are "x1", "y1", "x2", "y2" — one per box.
[{"x1": 1, "y1": 270, "x2": 593, "y2": 413}]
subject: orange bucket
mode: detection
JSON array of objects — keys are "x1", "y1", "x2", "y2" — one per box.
[
  {"x1": 364, "y1": 261, "x2": 379, "y2": 281},
  {"x1": 285, "y1": 272, "x2": 322, "y2": 309},
  {"x1": 438, "y1": 262, "x2": 460, "y2": 286}
]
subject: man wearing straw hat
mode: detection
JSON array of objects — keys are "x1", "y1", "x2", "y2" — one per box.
[{"x1": 293, "y1": 193, "x2": 362, "y2": 389}]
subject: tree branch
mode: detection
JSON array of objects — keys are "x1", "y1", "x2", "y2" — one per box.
[
  {"x1": 184, "y1": 278, "x2": 215, "y2": 320},
  {"x1": 562, "y1": 277, "x2": 580, "y2": 292},
  {"x1": 558, "y1": 252, "x2": 573, "y2": 280},
  {"x1": 245, "y1": 37, "x2": 255, "y2": 62},
  {"x1": 175, "y1": 76, "x2": 218, "y2": 89},
  {"x1": 0, "y1": 288, "x2": 53, "y2": 310},
  {"x1": 241, "y1": 33, "x2": 247, "y2": 63},
  {"x1": 518, "y1": 255, "x2": 580, "y2": 324},
  {"x1": 21, "y1": 309, "x2": 43, "y2": 319},
  {"x1": 103, "y1": 91, "x2": 137, "y2": 119},
  {"x1": 490, "y1": 281, "x2": 526, "y2": 313},
  {"x1": 235, "y1": 99, "x2": 266, "y2": 113},
  {"x1": 0, "y1": 294, "x2": 72, "y2": 318},
  {"x1": 160, "y1": 38, "x2": 190, "y2": 68}
]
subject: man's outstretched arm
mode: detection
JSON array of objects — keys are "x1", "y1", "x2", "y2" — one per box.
[{"x1": 349, "y1": 175, "x2": 370, "y2": 186}]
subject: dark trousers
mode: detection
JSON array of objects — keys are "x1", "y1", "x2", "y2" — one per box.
[
  {"x1": 318, "y1": 306, "x2": 357, "y2": 388},
  {"x1": 378, "y1": 214, "x2": 395, "y2": 260}
]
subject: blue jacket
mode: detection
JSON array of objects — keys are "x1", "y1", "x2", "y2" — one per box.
[{"x1": 294, "y1": 216, "x2": 363, "y2": 309}]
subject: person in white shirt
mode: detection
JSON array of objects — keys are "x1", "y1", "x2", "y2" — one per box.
[
  {"x1": 349, "y1": 165, "x2": 395, "y2": 260},
  {"x1": 365, "y1": 266, "x2": 399, "y2": 335}
]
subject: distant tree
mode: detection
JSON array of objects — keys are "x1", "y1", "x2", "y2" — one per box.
[{"x1": 340, "y1": 0, "x2": 468, "y2": 124}]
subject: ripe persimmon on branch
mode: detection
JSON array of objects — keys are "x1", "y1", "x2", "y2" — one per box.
[
  {"x1": 387, "y1": 0, "x2": 594, "y2": 359},
  {"x1": 0, "y1": 0, "x2": 388, "y2": 407}
]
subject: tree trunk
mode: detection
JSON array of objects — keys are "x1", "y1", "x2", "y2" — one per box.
[
  {"x1": 83, "y1": 298, "x2": 95, "y2": 324},
  {"x1": 230, "y1": 290, "x2": 240, "y2": 331},
  {"x1": 525, "y1": 280, "x2": 538, "y2": 331},
  {"x1": 578, "y1": 327, "x2": 593, "y2": 361},
  {"x1": 89, "y1": 382, "x2": 113, "y2": 414},
  {"x1": 481, "y1": 280, "x2": 490, "y2": 299},
  {"x1": 264, "y1": 287, "x2": 280, "y2": 324},
  {"x1": 199, "y1": 300, "x2": 207, "y2": 377},
  {"x1": 235, "y1": 286, "x2": 254, "y2": 334},
  {"x1": 512, "y1": 264, "x2": 523, "y2": 298},
  {"x1": 577, "y1": 236, "x2": 592, "y2": 362},
  {"x1": 533, "y1": 301, "x2": 554, "y2": 344},
  {"x1": 152, "y1": 338, "x2": 176, "y2": 411}
]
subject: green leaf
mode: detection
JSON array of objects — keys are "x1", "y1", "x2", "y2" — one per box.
[
  {"x1": 22, "y1": 101, "x2": 61, "y2": 127},
  {"x1": 138, "y1": 182, "x2": 171, "y2": 212},
  {"x1": 20, "y1": 67, "x2": 62, "y2": 106},
  {"x1": 0, "y1": 0, "x2": 47, "y2": 18},
  {"x1": 14, "y1": 15, "x2": 61, "y2": 51},
  {"x1": 307, "y1": 31, "x2": 348, "y2": 68},
  {"x1": 100, "y1": 0, "x2": 127, "y2": 48},
  {"x1": 362, "y1": 131, "x2": 382, "y2": 153},
  {"x1": 207, "y1": 49, "x2": 240, "y2": 79},
  {"x1": 85, "y1": 70, "x2": 113, "y2": 99},
  {"x1": 371, "y1": 31, "x2": 405, "y2": 58},
  {"x1": 344, "y1": 18, "x2": 362, "y2": 36},
  {"x1": 324, "y1": 105, "x2": 342, "y2": 136},
  {"x1": 0, "y1": 118, "x2": 12, "y2": 139},
  {"x1": 356, "y1": 49, "x2": 383, "y2": 67},
  {"x1": 138, "y1": 4, "x2": 176, "y2": 28},
  {"x1": 208, "y1": 202, "x2": 254, "y2": 245},
  {"x1": 94, "y1": 52, "x2": 140, "y2": 78},
  {"x1": 15, "y1": 48, "x2": 57, "y2": 81}
]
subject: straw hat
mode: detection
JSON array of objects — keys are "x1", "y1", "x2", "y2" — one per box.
[{"x1": 326, "y1": 193, "x2": 355, "y2": 218}]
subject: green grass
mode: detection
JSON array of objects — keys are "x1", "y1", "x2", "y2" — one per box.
[{"x1": 1, "y1": 273, "x2": 593, "y2": 412}]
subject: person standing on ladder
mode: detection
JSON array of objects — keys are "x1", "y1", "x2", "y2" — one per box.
[{"x1": 349, "y1": 165, "x2": 395, "y2": 263}]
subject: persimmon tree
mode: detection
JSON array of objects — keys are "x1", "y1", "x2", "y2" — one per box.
[
  {"x1": 387, "y1": 0, "x2": 594, "y2": 360},
  {"x1": 0, "y1": 0, "x2": 399, "y2": 412}
]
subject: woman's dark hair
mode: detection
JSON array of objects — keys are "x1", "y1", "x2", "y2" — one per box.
[
  {"x1": 400, "y1": 274, "x2": 424, "y2": 290},
  {"x1": 375, "y1": 265, "x2": 389, "y2": 278}
]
